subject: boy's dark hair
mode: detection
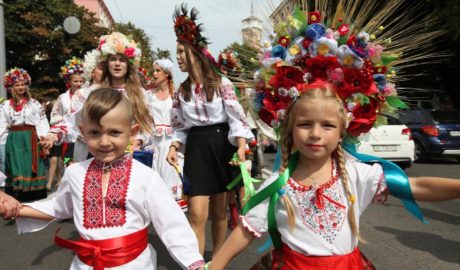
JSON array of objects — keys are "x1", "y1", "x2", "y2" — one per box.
[{"x1": 82, "y1": 88, "x2": 133, "y2": 125}]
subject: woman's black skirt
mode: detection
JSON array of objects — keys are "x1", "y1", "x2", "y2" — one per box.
[{"x1": 184, "y1": 123, "x2": 240, "y2": 196}]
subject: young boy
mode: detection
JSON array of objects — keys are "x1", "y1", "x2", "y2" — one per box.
[{"x1": 1, "y1": 88, "x2": 205, "y2": 270}]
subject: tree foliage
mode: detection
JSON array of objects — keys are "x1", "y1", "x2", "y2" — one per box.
[{"x1": 4, "y1": 0, "x2": 107, "y2": 91}]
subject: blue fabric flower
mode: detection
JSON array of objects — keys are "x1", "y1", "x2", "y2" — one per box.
[
  {"x1": 305, "y1": 23, "x2": 326, "y2": 41},
  {"x1": 271, "y1": 45, "x2": 287, "y2": 60},
  {"x1": 373, "y1": 74, "x2": 386, "y2": 91}
]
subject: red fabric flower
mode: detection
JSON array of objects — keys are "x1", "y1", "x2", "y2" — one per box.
[
  {"x1": 338, "y1": 24, "x2": 349, "y2": 36},
  {"x1": 308, "y1": 11, "x2": 321, "y2": 24},
  {"x1": 305, "y1": 55, "x2": 341, "y2": 81},
  {"x1": 337, "y1": 67, "x2": 378, "y2": 99},
  {"x1": 268, "y1": 66, "x2": 304, "y2": 90},
  {"x1": 124, "y1": 47, "x2": 135, "y2": 58},
  {"x1": 302, "y1": 38, "x2": 312, "y2": 49},
  {"x1": 278, "y1": 36, "x2": 291, "y2": 48},
  {"x1": 259, "y1": 107, "x2": 276, "y2": 126},
  {"x1": 347, "y1": 98, "x2": 380, "y2": 136}
]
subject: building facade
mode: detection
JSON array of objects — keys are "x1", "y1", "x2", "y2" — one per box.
[
  {"x1": 74, "y1": 0, "x2": 114, "y2": 29},
  {"x1": 241, "y1": 2, "x2": 262, "y2": 49}
]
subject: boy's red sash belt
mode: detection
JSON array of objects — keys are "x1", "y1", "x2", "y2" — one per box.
[
  {"x1": 273, "y1": 243, "x2": 368, "y2": 270},
  {"x1": 54, "y1": 227, "x2": 149, "y2": 270}
]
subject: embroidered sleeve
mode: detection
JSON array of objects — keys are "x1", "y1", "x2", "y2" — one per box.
[
  {"x1": 187, "y1": 260, "x2": 206, "y2": 270},
  {"x1": 0, "y1": 105, "x2": 8, "y2": 137},
  {"x1": 33, "y1": 100, "x2": 51, "y2": 137},
  {"x1": 171, "y1": 90, "x2": 189, "y2": 144},
  {"x1": 372, "y1": 173, "x2": 388, "y2": 204},
  {"x1": 146, "y1": 168, "x2": 204, "y2": 268},
  {"x1": 50, "y1": 95, "x2": 64, "y2": 125},
  {"x1": 220, "y1": 77, "x2": 254, "y2": 146}
]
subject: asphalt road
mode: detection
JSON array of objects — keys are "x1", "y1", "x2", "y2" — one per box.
[{"x1": 0, "y1": 155, "x2": 459, "y2": 270}]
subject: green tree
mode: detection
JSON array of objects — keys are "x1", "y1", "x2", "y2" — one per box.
[
  {"x1": 153, "y1": 48, "x2": 172, "y2": 61},
  {"x1": 4, "y1": 0, "x2": 107, "y2": 90}
]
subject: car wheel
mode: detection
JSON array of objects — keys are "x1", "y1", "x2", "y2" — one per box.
[{"x1": 414, "y1": 140, "x2": 427, "y2": 163}]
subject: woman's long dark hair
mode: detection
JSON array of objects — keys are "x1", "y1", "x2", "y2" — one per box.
[{"x1": 178, "y1": 41, "x2": 221, "y2": 102}]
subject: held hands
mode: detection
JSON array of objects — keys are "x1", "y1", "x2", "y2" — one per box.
[
  {"x1": 0, "y1": 191, "x2": 22, "y2": 220},
  {"x1": 39, "y1": 134, "x2": 58, "y2": 154}
]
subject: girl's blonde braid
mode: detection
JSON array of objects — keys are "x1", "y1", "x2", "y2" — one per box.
[
  {"x1": 168, "y1": 77, "x2": 175, "y2": 97},
  {"x1": 279, "y1": 126, "x2": 296, "y2": 230},
  {"x1": 336, "y1": 143, "x2": 364, "y2": 242}
]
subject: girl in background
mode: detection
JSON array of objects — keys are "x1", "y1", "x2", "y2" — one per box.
[
  {"x1": 47, "y1": 57, "x2": 85, "y2": 191},
  {"x1": 0, "y1": 68, "x2": 50, "y2": 202},
  {"x1": 167, "y1": 4, "x2": 254, "y2": 256}
]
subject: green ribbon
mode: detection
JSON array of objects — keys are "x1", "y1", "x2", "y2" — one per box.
[
  {"x1": 226, "y1": 153, "x2": 261, "y2": 201},
  {"x1": 242, "y1": 151, "x2": 298, "y2": 250}
]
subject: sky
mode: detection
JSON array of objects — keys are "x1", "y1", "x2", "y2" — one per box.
[{"x1": 104, "y1": 0, "x2": 276, "y2": 85}]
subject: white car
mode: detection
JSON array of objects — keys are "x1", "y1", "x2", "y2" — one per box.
[{"x1": 357, "y1": 116, "x2": 415, "y2": 169}]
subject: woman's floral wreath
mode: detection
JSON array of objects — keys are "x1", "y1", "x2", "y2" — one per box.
[
  {"x1": 97, "y1": 32, "x2": 142, "y2": 66},
  {"x1": 82, "y1": 49, "x2": 101, "y2": 81},
  {"x1": 173, "y1": 4, "x2": 218, "y2": 68},
  {"x1": 60, "y1": 57, "x2": 84, "y2": 81},
  {"x1": 253, "y1": 8, "x2": 407, "y2": 139},
  {"x1": 218, "y1": 49, "x2": 243, "y2": 77},
  {"x1": 3, "y1": 67, "x2": 32, "y2": 91}
]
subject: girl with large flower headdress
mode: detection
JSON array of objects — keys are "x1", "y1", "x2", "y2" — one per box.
[
  {"x1": 166, "y1": 4, "x2": 255, "y2": 256},
  {"x1": 206, "y1": 1, "x2": 460, "y2": 269},
  {"x1": 0, "y1": 68, "x2": 50, "y2": 202}
]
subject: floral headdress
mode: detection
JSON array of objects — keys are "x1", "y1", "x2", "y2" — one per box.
[
  {"x1": 60, "y1": 57, "x2": 84, "y2": 81},
  {"x1": 82, "y1": 49, "x2": 101, "y2": 81},
  {"x1": 173, "y1": 4, "x2": 218, "y2": 68},
  {"x1": 97, "y1": 32, "x2": 142, "y2": 66},
  {"x1": 218, "y1": 49, "x2": 243, "y2": 78},
  {"x1": 3, "y1": 67, "x2": 32, "y2": 91},
  {"x1": 252, "y1": 5, "x2": 418, "y2": 140}
]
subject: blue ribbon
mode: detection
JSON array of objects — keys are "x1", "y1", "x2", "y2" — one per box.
[
  {"x1": 272, "y1": 146, "x2": 282, "y2": 172},
  {"x1": 343, "y1": 143, "x2": 427, "y2": 224}
]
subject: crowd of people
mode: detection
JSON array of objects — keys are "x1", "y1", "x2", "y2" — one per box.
[{"x1": 0, "y1": 2, "x2": 459, "y2": 270}]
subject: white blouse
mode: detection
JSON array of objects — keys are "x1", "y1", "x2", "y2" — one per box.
[
  {"x1": 16, "y1": 155, "x2": 204, "y2": 270},
  {"x1": 50, "y1": 89, "x2": 74, "y2": 125},
  {"x1": 171, "y1": 77, "x2": 254, "y2": 146},
  {"x1": 0, "y1": 99, "x2": 50, "y2": 139},
  {"x1": 241, "y1": 155, "x2": 387, "y2": 256},
  {"x1": 149, "y1": 93, "x2": 173, "y2": 137}
]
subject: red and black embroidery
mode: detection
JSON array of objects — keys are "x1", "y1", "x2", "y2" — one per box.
[{"x1": 82, "y1": 155, "x2": 132, "y2": 229}]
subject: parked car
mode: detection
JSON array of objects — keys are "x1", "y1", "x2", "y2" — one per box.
[
  {"x1": 357, "y1": 116, "x2": 415, "y2": 169},
  {"x1": 399, "y1": 109, "x2": 460, "y2": 162}
]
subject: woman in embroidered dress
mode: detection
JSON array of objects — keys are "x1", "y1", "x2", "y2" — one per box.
[
  {"x1": 1, "y1": 88, "x2": 205, "y2": 270},
  {"x1": 209, "y1": 83, "x2": 460, "y2": 270},
  {"x1": 166, "y1": 4, "x2": 254, "y2": 256},
  {"x1": 44, "y1": 32, "x2": 153, "y2": 152},
  {"x1": 0, "y1": 68, "x2": 50, "y2": 202},
  {"x1": 141, "y1": 59, "x2": 185, "y2": 207},
  {"x1": 46, "y1": 57, "x2": 85, "y2": 191}
]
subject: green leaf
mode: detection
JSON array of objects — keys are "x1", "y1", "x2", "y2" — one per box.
[{"x1": 386, "y1": 96, "x2": 409, "y2": 109}]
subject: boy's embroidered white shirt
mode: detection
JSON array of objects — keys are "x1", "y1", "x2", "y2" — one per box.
[
  {"x1": 171, "y1": 77, "x2": 254, "y2": 146},
  {"x1": 16, "y1": 156, "x2": 204, "y2": 270},
  {"x1": 241, "y1": 156, "x2": 386, "y2": 256},
  {"x1": 0, "y1": 99, "x2": 50, "y2": 140}
]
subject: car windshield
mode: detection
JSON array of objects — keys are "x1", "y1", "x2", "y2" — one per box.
[{"x1": 430, "y1": 111, "x2": 460, "y2": 124}]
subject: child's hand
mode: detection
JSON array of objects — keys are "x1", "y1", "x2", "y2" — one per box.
[
  {"x1": 0, "y1": 191, "x2": 21, "y2": 220},
  {"x1": 229, "y1": 146, "x2": 246, "y2": 166},
  {"x1": 167, "y1": 145, "x2": 179, "y2": 166}
]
